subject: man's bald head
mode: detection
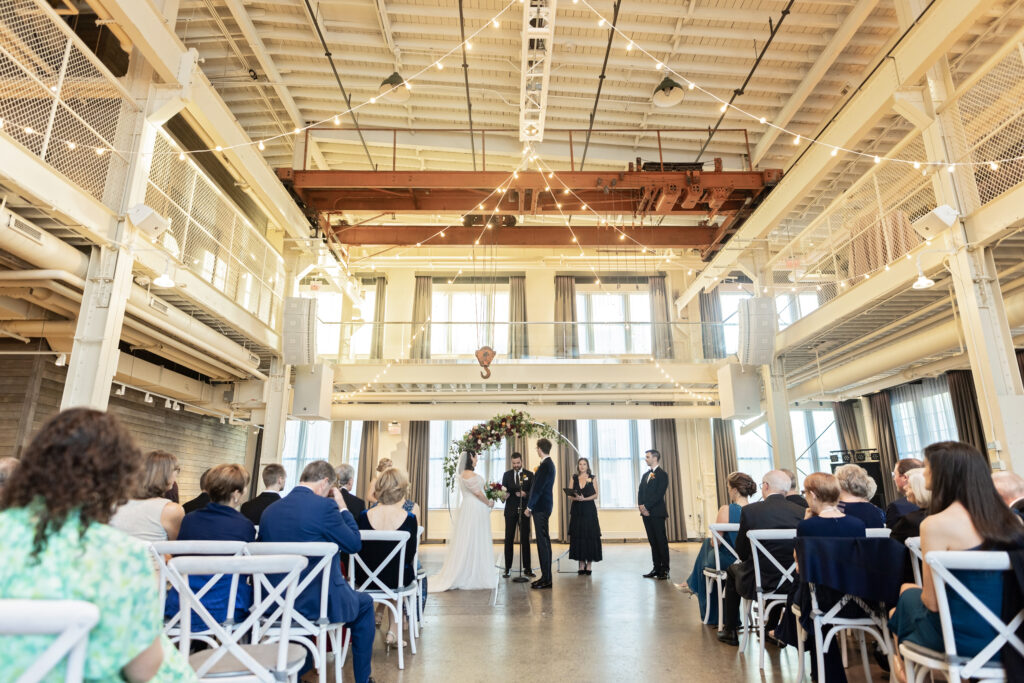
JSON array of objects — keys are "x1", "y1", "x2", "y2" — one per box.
[
  {"x1": 762, "y1": 470, "x2": 792, "y2": 496},
  {"x1": 992, "y1": 471, "x2": 1024, "y2": 507}
]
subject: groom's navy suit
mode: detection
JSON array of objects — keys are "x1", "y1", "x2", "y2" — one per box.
[{"x1": 527, "y1": 456, "x2": 555, "y2": 582}]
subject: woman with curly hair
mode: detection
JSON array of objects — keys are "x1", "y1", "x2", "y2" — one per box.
[{"x1": 0, "y1": 408, "x2": 194, "y2": 681}]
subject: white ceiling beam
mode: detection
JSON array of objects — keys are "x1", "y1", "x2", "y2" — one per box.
[
  {"x1": 675, "y1": 0, "x2": 999, "y2": 311},
  {"x1": 519, "y1": 0, "x2": 557, "y2": 142},
  {"x1": 333, "y1": 361, "x2": 717, "y2": 385},
  {"x1": 221, "y1": 0, "x2": 329, "y2": 170},
  {"x1": 331, "y1": 402, "x2": 720, "y2": 420},
  {"x1": 751, "y1": 0, "x2": 881, "y2": 166}
]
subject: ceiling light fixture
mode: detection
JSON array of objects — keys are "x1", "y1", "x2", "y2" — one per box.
[
  {"x1": 153, "y1": 258, "x2": 176, "y2": 288},
  {"x1": 651, "y1": 77, "x2": 685, "y2": 108},
  {"x1": 54, "y1": 353, "x2": 67, "y2": 367},
  {"x1": 144, "y1": 392, "x2": 153, "y2": 403},
  {"x1": 379, "y1": 72, "x2": 411, "y2": 103}
]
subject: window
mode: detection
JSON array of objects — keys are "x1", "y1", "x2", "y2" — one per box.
[
  {"x1": 431, "y1": 284, "x2": 509, "y2": 357},
  {"x1": 280, "y1": 420, "x2": 333, "y2": 495},
  {"x1": 348, "y1": 287, "x2": 377, "y2": 358},
  {"x1": 338, "y1": 420, "x2": 364, "y2": 484},
  {"x1": 576, "y1": 286, "x2": 652, "y2": 355},
  {"x1": 314, "y1": 286, "x2": 376, "y2": 362},
  {"x1": 574, "y1": 419, "x2": 651, "y2": 508},
  {"x1": 718, "y1": 291, "x2": 750, "y2": 356},
  {"x1": 428, "y1": 421, "x2": 507, "y2": 509},
  {"x1": 890, "y1": 377, "x2": 957, "y2": 459},
  {"x1": 792, "y1": 409, "x2": 842, "y2": 478},
  {"x1": 315, "y1": 291, "x2": 345, "y2": 361},
  {"x1": 734, "y1": 421, "x2": 773, "y2": 488}
]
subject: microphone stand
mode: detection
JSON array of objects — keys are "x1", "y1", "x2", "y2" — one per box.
[{"x1": 511, "y1": 475, "x2": 530, "y2": 583}]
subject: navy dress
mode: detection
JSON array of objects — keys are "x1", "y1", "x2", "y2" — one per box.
[
  {"x1": 164, "y1": 501, "x2": 256, "y2": 628},
  {"x1": 686, "y1": 502, "x2": 741, "y2": 623},
  {"x1": 838, "y1": 501, "x2": 885, "y2": 528},
  {"x1": 568, "y1": 474, "x2": 603, "y2": 564}
]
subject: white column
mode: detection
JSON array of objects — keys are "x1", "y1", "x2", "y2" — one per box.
[
  {"x1": 762, "y1": 361, "x2": 797, "y2": 472},
  {"x1": 259, "y1": 356, "x2": 291, "y2": 465}
]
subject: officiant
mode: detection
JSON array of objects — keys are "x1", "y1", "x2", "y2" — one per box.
[{"x1": 501, "y1": 452, "x2": 535, "y2": 579}]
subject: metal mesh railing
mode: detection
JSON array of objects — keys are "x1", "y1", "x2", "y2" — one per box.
[
  {"x1": 942, "y1": 42, "x2": 1024, "y2": 214},
  {"x1": 144, "y1": 130, "x2": 284, "y2": 328},
  {"x1": 0, "y1": 0, "x2": 136, "y2": 209}
]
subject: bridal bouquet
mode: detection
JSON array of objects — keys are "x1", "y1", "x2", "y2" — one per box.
[{"x1": 485, "y1": 482, "x2": 509, "y2": 502}]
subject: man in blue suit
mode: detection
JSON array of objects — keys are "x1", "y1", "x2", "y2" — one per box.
[
  {"x1": 525, "y1": 438, "x2": 555, "y2": 589},
  {"x1": 258, "y1": 460, "x2": 375, "y2": 683}
]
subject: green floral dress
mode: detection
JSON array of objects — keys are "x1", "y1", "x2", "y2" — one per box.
[{"x1": 0, "y1": 505, "x2": 196, "y2": 682}]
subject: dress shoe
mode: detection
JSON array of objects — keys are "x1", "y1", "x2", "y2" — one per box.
[
  {"x1": 531, "y1": 580, "x2": 552, "y2": 590},
  {"x1": 502, "y1": 570, "x2": 511, "y2": 578},
  {"x1": 577, "y1": 569, "x2": 585, "y2": 575},
  {"x1": 656, "y1": 573, "x2": 670, "y2": 580},
  {"x1": 643, "y1": 570, "x2": 659, "y2": 578},
  {"x1": 584, "y1": 570, "x2": 592, "y2": 576},
  {"x1": 524, "y1": 570, "x2": 536, "y2": 578},
  {"x1": 717, "y1": 629, "x2": 739, "y2": 646}
]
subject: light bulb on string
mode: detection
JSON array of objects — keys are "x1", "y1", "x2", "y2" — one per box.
[
  {"x1": 333, "y1": 115, "x2": 341, "y2": 125},
  {"x1": 178, "y1": 152, "x2": 185, "y2": 160},
  {"x1": 913, "y1": 161, "x2": 921, "y2": 170},
  {"x1": 627, "y1": 42, "x2": 634, "y2": 51},
  {"x1": 793, "y1": 135, "x2": 801, "y2": 145},
  {"x1": 830, "y1": 148, "x2": 838, "y2": 157},
  {"x1": 258, "y1": 140, "x2": 265, "y2": 151},
  {"x1": 66, "y1": 141, "x2": 75, "y2": 150},
  {"x1": 720, "y1": 103, "x2": 728, "y2": 113},
  {"x1": 990, "y1": 161, "x2": 999, "y2": 171},
  {"x1": 598, "y1": 18, "x2": 606, "y2": 26}
]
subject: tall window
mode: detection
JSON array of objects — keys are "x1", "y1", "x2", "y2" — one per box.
[
  {"x1": 574, "y1": 419, "x2": 652, "y2": 508},
  {"x1": 890, "y1": 377, "x2": 957, "y2": 459},
  {"x1": 575, "y1": 285, "x2": 651, "y2": 355},
  {"x1": 280, "y1": 420, "x2": 333, "y2": 495},
  {"x1": 734, "y1": 421, "x2": 773, "y2": 488},
  {"x1": 719, "y1": 288, "x2": 821, "y2": 350},
  {"x1": 338, "y1": 420, "x2": 364, "y2": 483},
  {"x1": 348, "y1": 284, "x2": 377, "y2": 358},
  {"x1": 431, "y1": 283, "x2": 509, "y2": 357},
  {"x1": 776, "y1": 292, "x2": 821, "y2": 330},
  {"x1": 315, "y1": 291, "x2": 345, "y2": 361},
  {"x1": 791, "y1": 409, "x2": 842, "y2": 478},
  {"x1": 427, "y1": 421, "x2": 507, "y2": 509},
  {"x1": 719, "y1": 290, "x2": 750, "y2": 356}
]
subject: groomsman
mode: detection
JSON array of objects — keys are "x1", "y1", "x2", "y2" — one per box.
[
  {"x1": 525, "y1": 438, "x2": 555, "y2": 589},
  {"x1": 501, "y1": 452, "x2": 535, "y2": 578},
  {"x1": 638, "y1": 449, "x2": 670, "y2": 579}
]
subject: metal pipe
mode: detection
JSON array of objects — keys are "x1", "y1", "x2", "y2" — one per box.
[
  {"x1": 695, "y1": 0, "x2": 795, "y2": 162},
  {"x1": 457, "y1": 0, "x2": 477, "y2": 171},
  {"x1": 579, "y1": 0, "x2": 623, "y2": 171}
]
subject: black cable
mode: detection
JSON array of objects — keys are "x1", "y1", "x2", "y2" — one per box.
[
  {"x1": 458, "y1": 0, "x2": 477, "y2": 171},
  {"x1": 579, "y1": 0, "x2": 622, "y2": 171},
  {"x1": 302, "y1": 0, "x2": 376, "y2": 169},
  {"x1": 695, "y1": 0, "x2": 795, "y2": 162}
]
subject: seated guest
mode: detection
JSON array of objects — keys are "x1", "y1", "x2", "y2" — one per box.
[
  {"x1": 165, "y1": 463, "x2": 256, "y2": 626},
  {"x1": 890, "y1": 468, "x2": 930, "y2": 543},
  {"x1": 356, "y1": 467, "x2": 418, "y2": 649},
  {"x1": 780, "y1": 468, "x2": 808, "y2": 508},
  {"x1": 365, "y1": 457, "x2": 393, "y2": 507},
  {"x1": 258, "y1": 460, "x2": 375, "y2": 683},
  {"x1": 887, "y1": 458, "x2": 923, "y2": 528},
  {"x1": 717, "y1": 470, "x2": 805, "y2": 646},
  {"x1": 0, "y1": 409, "x2": 192, "y2": 680},
  {"x1": 337, "y1": 463, "x2": 366, "y2": 517},
  {"x1": 889, "y1": 441, "x2": 1024, "y2": 682},
  {"x1": 684, "y1": 471, "x2": 757, "y2": 622},
  {"x1": 240, "y1": 463, "x2": 285, "y2": 525},
  {"x1": 795, "y1": 472, "x2": 867, "y2": 683},
  {"x1": 0, "y1": 456, "x2": 19, "y2": 493},
  {"x1": 110, "y1": 450, "x2": 185, "y2": 543},
  {"x1": 182, "y1": 468, "x2": 212, "y2": 513},
  {"x1": 836, "y1": 464, "x2": 885, "y2": 528},
  {"x1": 992, "y1": 470, "x2": 1024, "y2": 517}
]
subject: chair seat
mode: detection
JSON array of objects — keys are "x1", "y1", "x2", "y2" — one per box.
[
  {"x1": 702, "y1": 568, "x2": 727, "y2": 579},
  {"x1": 362, "y1": 582, "x2": 419, "y2": 598},
  {"x1": 190, "y1": 643, "x2": 306, "y2": 678},
  {"x1": 900, "y1": 640, "x2": 1006, "y2": 676}
]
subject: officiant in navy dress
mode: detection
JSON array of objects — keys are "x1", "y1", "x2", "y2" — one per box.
[{"x1": 569, "y1": 458, "x2": 602, "y2": 575}]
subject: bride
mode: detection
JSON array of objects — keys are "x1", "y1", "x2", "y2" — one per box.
[{"x1": 430, "y1": 451, "x2": 498, "y2": 592}]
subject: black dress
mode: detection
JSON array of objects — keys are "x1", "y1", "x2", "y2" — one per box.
[{"x1": 568, "y1": 474, "x2": 603, "y2": 563}]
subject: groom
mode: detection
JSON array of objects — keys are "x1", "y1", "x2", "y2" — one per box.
[{"x1": 525, "y1": 438, "x2": 554, "y2": 590}]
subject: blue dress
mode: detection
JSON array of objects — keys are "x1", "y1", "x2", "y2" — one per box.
[
  {"x1": 838, "y1": 501, "x2": 885, "y2": 528},
  {"x1": 889, "y1": 546, "x2": 1004, "y2": 659},
  {"x1": 686, "y1": 503, "x2": 742, "y2": 623}
]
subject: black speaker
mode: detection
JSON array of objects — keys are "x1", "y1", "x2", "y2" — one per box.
[{"x1": 830, "y1": 457, "x2": 886, "y2": 508}]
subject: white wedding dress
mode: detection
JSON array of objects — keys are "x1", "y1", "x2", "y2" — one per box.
[{"x1": 430, "y1": 471, "x2": 498, "y2": 592}]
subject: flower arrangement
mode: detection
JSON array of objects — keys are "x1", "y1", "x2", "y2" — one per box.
[
  {"x1": 442, "y1": 410, "x2": 567, "y2": 490},
  {"x1": 485, "y1": 482, "x2": 508, "y2": 502}
]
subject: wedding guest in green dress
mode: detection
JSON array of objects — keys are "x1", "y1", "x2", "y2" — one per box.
[{"x1": 0, "y1": 408, "x2": 195, "y2": 682}]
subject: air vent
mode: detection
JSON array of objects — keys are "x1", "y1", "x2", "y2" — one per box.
[
  {"x1": 6, "y1": 214, "x2": 44, "y2": 244},
  {"x1": 248, "y1": 353, "x2": 260, "y2": 367},
  {"x1": 148, "y1": 297, "x2": 170, "y2": 315}
]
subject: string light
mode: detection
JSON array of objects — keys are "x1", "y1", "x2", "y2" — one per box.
[
  {"x1": 830, "y1": 148, "x2": 838, "y2": 157},
  {"x1": 258, "y1": 140, "x2": 265, "y2": 151},
  {"x1": 333, "y1": 115, "x2": 341, "y2": 125}
]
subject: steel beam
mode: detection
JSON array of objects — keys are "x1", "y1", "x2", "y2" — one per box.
[
  {"x1": 330, "y1": 224, "x2": 714, "y2": 247},
  {"x1": 332, "y1": 361, "x2": 718, "y2": 386}
]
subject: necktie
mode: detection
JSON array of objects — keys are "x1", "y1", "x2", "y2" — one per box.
[{"x1": 515, "y1": 471, "x2": 519, "y2": 486}]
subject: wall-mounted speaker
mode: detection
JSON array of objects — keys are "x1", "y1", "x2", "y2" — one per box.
[
  {"x1": 292, "y1": 364, "x2": 332, "y2": 420},
  {"x1": 737, "y1": 296, "x2": 776, "y2": 366},
  {"x1": 718, "y1": 363, "x2": 761, "y2": 419},
  {"x1": 283, "y1": 297, "x2": 317, "y2": 366}
]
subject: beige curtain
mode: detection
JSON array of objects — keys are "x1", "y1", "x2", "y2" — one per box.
[
  {"x1": 370, "y1": 276, "x2": 386, "y2": 360},
  {"x1": 554, "y1": 275, "x2": 578, "y2": 358},
  {"x1": 556, "y1": 418, "x2": 578, "y2": 542},
  {"x1": 407, "y1": 421, "x2": 430, "y2": 537},
  {"x1": 652, "y1": 415, "x2": 687, "y2": 541},
  {"x1": 410, "y1": 275, "x2": 431, "y2": 359},
  {"x1": 356, "y1": 421, "x2": 379, "y2": 499},
  {"x1": 650, "y1": 275, "x2": 674, "y2": 359},
  {"x1": 509, "y1": 275, "x2": 529, "y2": 359},
  {"x1": 833, "y1": 400, "x2": 861, "y2": 451}
]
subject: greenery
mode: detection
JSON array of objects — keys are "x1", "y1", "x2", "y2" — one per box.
[{"x1": 442, "y1": 410, "x2": 567, "y2": 490}]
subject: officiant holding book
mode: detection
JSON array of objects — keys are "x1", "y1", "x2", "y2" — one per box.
[{"x1": 501, "y1": 452, "x2": 534, "y2": 579}]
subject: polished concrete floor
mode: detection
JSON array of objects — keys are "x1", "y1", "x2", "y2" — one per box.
[{"x1": 344, "y1": 542, "x2": 884, "y2": 683}]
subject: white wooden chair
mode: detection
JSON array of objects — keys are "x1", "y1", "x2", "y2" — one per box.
[
  {"x1": 740, "y1": 528, "x2": 798, "y2": 670},
  {"x1": 150, "y1": 540, "x2": 248, "y2": 644},
  {"x1": 866, "y1": 527, "x2": 892, "y2": 538},
  {"x1": 702, "y1": 523, "x2": 740, "y2": 630},
  {"x1": 246, "y1": 542, "x2": 349, "y2": 683},
  {"x1": 901, "y1": 550, "x2": 1024, "y2": 683},
  {"x1": 348, "y1": 530, "x2": 418, "y2": 669},
  {"x1": 411, "y1": 526, "x2": 425, "y2": 630},
  {"x1": 171, "y1": 554, "x2": 308, "y2": 682},
  {"x1": 0, "y1": 599, "x2": 99, "y2": 683},
  {"x1": 905, "y1": 536, "x2": 923, "y2": 584}
]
